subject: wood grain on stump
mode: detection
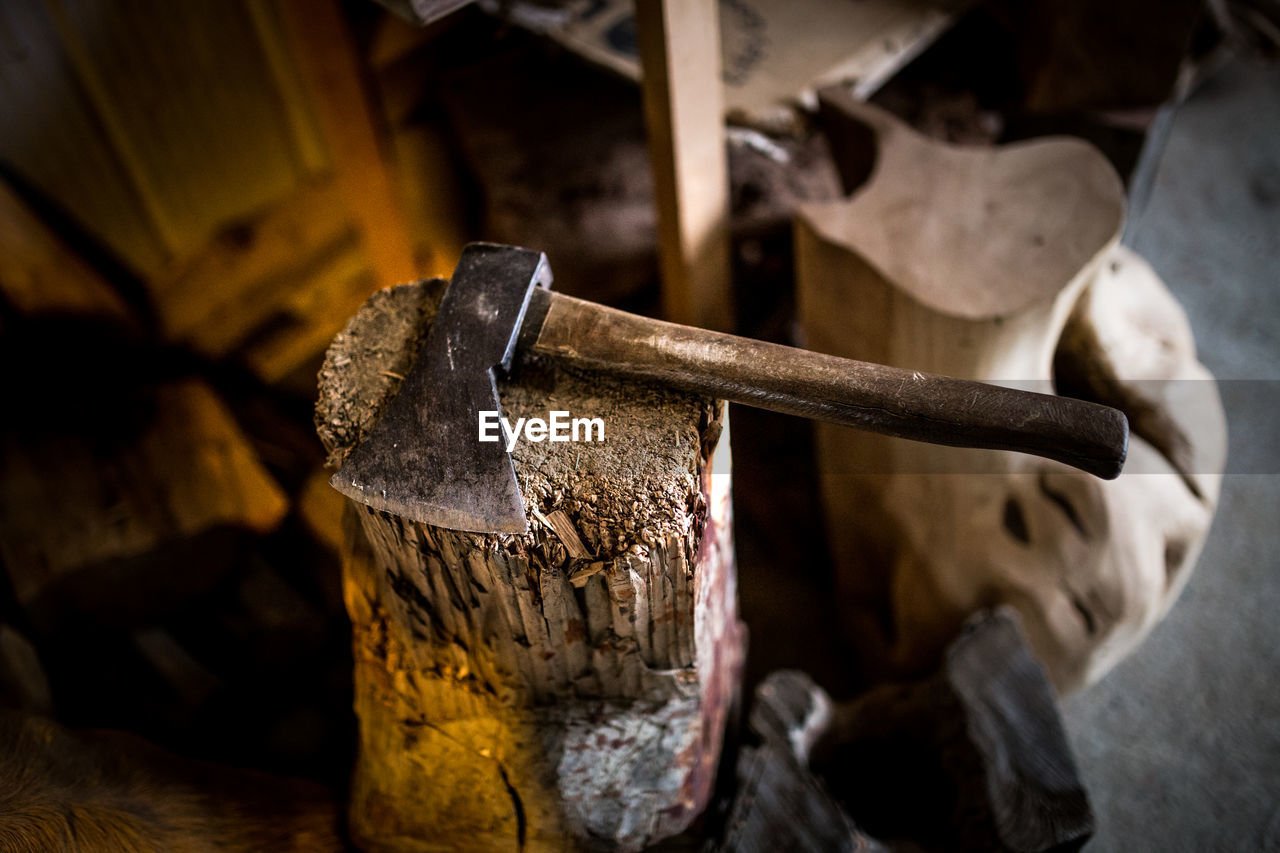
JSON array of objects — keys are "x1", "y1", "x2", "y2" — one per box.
[{"x1": 316, "y1": 280, "x2": 743, "y2": 852}]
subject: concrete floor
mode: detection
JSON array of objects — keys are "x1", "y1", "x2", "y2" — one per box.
[{"x1": 1062, "y1": 57, "x2": 1280, "y2": 852}]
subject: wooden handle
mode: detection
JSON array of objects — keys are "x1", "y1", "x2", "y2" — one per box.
[{"x1": 526, "y1": 290, "x2": 1129, "y2": 479}]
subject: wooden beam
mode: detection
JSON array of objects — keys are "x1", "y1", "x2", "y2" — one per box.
[{"x1": 635, "y1": 0, "x2": 733, "y2": 330}]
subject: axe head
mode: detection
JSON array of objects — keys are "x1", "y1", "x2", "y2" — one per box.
[{"x1": 330, "y1": 243, "x2": 551, "y2": 534}]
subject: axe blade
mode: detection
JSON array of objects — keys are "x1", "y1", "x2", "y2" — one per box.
[
  {"x1": 330, "y1": 244, "x2": 551, "y2": 534},
  {"x1": 330, "y1": 369, "x2": 526, "y2": 533}
]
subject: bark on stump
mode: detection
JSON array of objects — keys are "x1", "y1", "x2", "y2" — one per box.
[{"x1": 316, "y1": 279, "x2": 743, "y2": 852}]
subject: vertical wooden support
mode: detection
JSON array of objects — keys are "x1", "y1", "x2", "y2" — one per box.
[{"x1": 635, "y1": 0, "x2": 733, "y2": 331}]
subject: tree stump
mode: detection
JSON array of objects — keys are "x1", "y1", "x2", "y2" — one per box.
[
  {"x1": 316, "y1": 279, "x2": 744, "y2": 851},
  {"x1": 795, "y1": 90, "x2": 1225, "y2": 692}
]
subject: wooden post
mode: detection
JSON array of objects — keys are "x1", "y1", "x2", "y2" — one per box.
[
  {"x1": 316, "y1": 279, "x2": 744, "y2": 851},
  {"x1": 635, "y1": 0, "x2": 733, "y2": 331}
]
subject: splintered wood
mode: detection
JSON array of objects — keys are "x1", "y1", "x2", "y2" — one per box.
[
  {"x1": 317, "y1": 281, "x2": 743, "y2": 851},
  {"x1": 722, "y1": 671, "x2": 885, "y2": 853}
]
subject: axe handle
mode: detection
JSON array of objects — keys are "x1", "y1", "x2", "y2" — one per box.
[{"x1": 525, "y1": 290, "x2": 1128, "y2": 479}]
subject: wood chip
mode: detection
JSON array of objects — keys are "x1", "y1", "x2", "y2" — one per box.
[
  {"x1": 568, "y1": 562, "x2": 606, "y2": 588},
  {"x1": 546, "y1": 509, "x2": 591, "y2": 560}
]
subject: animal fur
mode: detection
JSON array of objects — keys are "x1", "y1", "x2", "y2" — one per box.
[{"x1": 0, "y1": 711, "x2": 345, "y2": 852}]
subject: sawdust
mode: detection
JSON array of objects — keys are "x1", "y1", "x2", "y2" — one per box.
[{"x1": 315, "y1": 279, "x2": 717, "y2": 562}]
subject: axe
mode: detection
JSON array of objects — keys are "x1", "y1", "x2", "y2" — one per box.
[{"x1": 332, "y1": 243, "x2": 1128, "y2": 534}]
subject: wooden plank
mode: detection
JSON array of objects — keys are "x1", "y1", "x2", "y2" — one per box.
[
  {"x1": 510, "y1": 0, "x2": 968, "y2": 132},
  {"x1": 0, "y1": 0, "x2": 332, "y2": 276},
  {"x1": 241, "y1": 239, "x2": 374, "y2": 383},
  {"x1": 375, "y1": 0, "x2": 474, "y2": 28},
  {"x1": 542, "y1": 509, "x2": 591, "y2": 560},
  {"x1": 154, "y1": 181, "x2": 353, "y2": 344},
  {"x1": 245, "y1": 0, "x2": 331, "y2": 177},
  {"x1": 38, "y1": 0, "x2": 181, "y2": 254},
  {"x1": 635, "y1": 0, "x2": 733, "y2": 330},
  {"x1": 42, "y1": 0, "x2": 316, "y2": 264},
  {"x1": 0, "y1": 1, "x2": 167, "y2": 273}
]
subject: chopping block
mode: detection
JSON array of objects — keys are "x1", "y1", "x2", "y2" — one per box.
[{"x1": 316, "y1": 278, "x2": 743, "y2": 852}]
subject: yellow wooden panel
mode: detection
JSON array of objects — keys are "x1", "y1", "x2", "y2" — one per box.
[
  {"x1": 241, "y1": 239, "x2": 374, "y2": 382},
  {"x1": 47, "y1": 0, "x2": 317, "y2": 254},
  {"x1": 275, "y1": 0, "x2": 418, "y2": 292},
  {"x1": 0, "y1": 0, "x2": 328, "y2": 275},
  {"x1": 155, "y1": 179, "x2": 353, "y2": 343}
]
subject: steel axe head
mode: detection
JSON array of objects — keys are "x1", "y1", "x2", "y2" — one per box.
[{"x1": 330, "y1": 243, "x2": 551, "y2": 534}]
